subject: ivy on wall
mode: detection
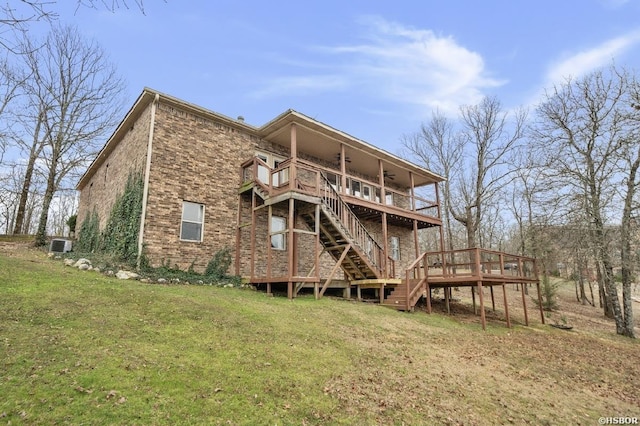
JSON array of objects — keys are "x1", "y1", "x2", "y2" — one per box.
[{"x1": 76, "y1": 172, "x2": 144, "y2": 266}]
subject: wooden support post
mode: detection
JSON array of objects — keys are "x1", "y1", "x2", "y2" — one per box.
[
  {"x1": 425, "y1": 282, "x2": 432, "y2": 314},
  {"x1": 382, "y1": 212, "x2": 388, "y2": 278},
  {"x1": 502, "y1": 284, "x2": 511, "y2": 328},
  {"x1": 315, "y1": 204, "x2": 320, "y2": 282},
  {"x1": 477, "y1": 281, "x2": 486, "y2": 330},
  {"x1": 490, "y1": 286, "x2": 496, "y2": 312},
  {"x1": 445, "y1": 286, "x2": 450, "y2": 314},
  {"x1": 413, "y1": 219, "x2": 419, "y2": 260},
  {"x1": 357, "y1": 285, "x2": 362, "y2": 302},
  {"x1": 267, "y1": 282, "x2": 271, "y2": 295},
  {"x1": 340, "y1": 143, "x2": 347, "y2": 196},
  {"x1": 267, "y1": 205, "x2": 272, "y2": 280},
  {"x1": 536, "y1": 281, "x2": 545, "y2": 324},
  {"x1": 314, "y1": 282, "x2": 319, "y2": 300},
  {"x1": 343, "y1": 286, "x2": 351, "y2": 299},
  {"x1": 250, "y1": 192, "x2": 256, "y2": 280},
  {"x1": 288, "y1": 281, "x2": 293, "y2": 300},
  {"x1": 379, "y1": 284, "x2": 385, "y2": 304},
  {"x1": 471, "y1": 286, "x2": 476, "y2": 314},
  {"x1": 288, "y1": 198, "x2": 295, "y2": 295},
  {"x1": 521, "y1": 281, "x2": 529, "y2": 326}
]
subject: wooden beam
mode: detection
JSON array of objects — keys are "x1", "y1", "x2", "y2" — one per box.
[
  {"x1": 250, "y1": 191, "x2": 256, "y2": 280},
  {"x1": 287, "y1": 198, "x2": 295, "y2": 299},
  {"x1": 490, "y1": 286, "x2": 495, "y2": 312},
  {"x1": 536, "y1": 280, "x2": 545, "y2": 324},
  {"x1": 319, "y1": 244, "x2": 351, "y2": 298},
  {"x1": 521, "y1": 281, "x2": 529, "y2": 326},
  {"x1": 267, "y1": 205, "x2": 272, "y2": 280},
  {"x1": 477, "y1": 281, "x2": 486, "y2": 330},
  {"x1": 382, "y1": 211, "x2": 388, "y2": 278},
  {"x1": 502, "y1": 284, "x2": 511, "y2": 328}
]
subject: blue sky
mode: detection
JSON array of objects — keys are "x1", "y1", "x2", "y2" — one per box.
[{"x1": 44, "y1": 0, "x2": 640, "y2": 154}]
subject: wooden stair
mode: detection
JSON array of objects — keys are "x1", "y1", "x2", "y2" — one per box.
[
  {"x1": 382, "y1": 279, "x2": 427, "y2": 311},
  {"x1": 300, "y1": 209, "x2": 378, "y2": 280}
]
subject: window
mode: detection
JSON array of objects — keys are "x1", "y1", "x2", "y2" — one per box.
[
  {"x1": 271, "y1": 216, "x2": 286, "y2": 250},
  {"x1": 181, "y1": 201, "x2": 204, "y2": 241},
  {"x1": 350, "y1": 179, "x2": 361, "y2": 197},
  {"x1": 362, "y1": 185, "x2": 371, "y2": 200},
  {"x1": 325, "y1": 172, "x2": 341, "y2": 192},
  {"x1": 390, "y1": 236, "x2": 400, "y2": 261}
]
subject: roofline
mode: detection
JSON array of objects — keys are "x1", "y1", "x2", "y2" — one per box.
[
  {"x1": 76, "y1": 87, "x2": 259, "y2": 190},
  {"x1": 258, "y1": 109, "x2": 445, "y2": 183},
  {"x1": 77, "y1": 88, "x2": 444, "y2": 191}
]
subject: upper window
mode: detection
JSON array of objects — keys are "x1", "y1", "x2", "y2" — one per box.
[
  {"x1": 271, "y1": 216, "x2": 286, "y2": 250},
  {"x1": 181, "y1": 201, "x2": 204, "y2": 242},
  {"x1": 390, "y1": 236, "x2": 400, "y2": 261}
]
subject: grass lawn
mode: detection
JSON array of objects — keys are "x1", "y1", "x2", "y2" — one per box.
[{"x1": 1, "y1": 246, "x2": 639, "y2": 425}]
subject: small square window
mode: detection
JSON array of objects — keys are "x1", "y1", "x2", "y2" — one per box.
[{"x1": 181, "y1": 201, "x2": 204, "y2": 242}]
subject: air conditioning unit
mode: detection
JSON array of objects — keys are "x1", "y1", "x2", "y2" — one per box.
[{"x1": 50, "y1": 238, "x2": 72, "y2": 253}]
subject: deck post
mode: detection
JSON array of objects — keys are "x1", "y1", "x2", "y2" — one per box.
[
  {"x1": 477, "y1": 281, "x2": 486, "y2": 330},
  {"x1": 356, "y1": 285, "x2": 362, "y2": 302},
  {"x1": 520, "y1": 281, "x2": 529, "y2": 326},
  {"x1": 250, "y1": 192, "x2": 256, "y2": 280},
  {"x1": 314, "y1": 204, "x2": 320, "y2": 282},
  {"x1": 287, "y1": 198, "x2": 295, "y2": 298},
  {"x1": 340, "y1": 143, "x2": 347, "y2": 196},
  {"x1": 502, "y1": 284, "x2": 511, "y2": 328},
  {"x1": 382, "y1": 212, "x2": 388, "y2": 278},
  {"x1": 536, "y1": 280, "x2": 545, "y2": 324},
  {"x1": 445, "y1": 286, "x2": 450, "y2": 314},
  {"x1": 314, "y1": 282, "x2": 319, "y2": 299},
  {"x1": 490, "y1": 286, "x2": 496, "y2": 312},
  {"x1": 267, "y1": 205, "x2": 272, "y2": 280},
  {"x1": 379, "y1": 284, "x2": 385, "y2": 304},
  {"x1": 425, "y1": 281, "x2": 432, "y2": 314},
  {"x1": 290, "y1": 123, "x2": 297, "y2": 183},
  {"x1": 471, "y1": 286, "x2": 476, "y2": 314}
]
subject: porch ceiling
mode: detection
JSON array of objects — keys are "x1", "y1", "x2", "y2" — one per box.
[{"x1": 259, "y1": 111, "x2": 443, "y2": 189}]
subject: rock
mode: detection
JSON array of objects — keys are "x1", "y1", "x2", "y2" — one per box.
[
  {"x1": 78, "y1": 264, "x2": 90, "y2": 271},
  {"x1": 116, "y1": 270, "x2": 139, "y2": 280},
  {"x1": 64, "y1": 259, "x2": 75, "y2": 266},
  {"x1": 224, "y1": 283, "x2": 234, "y2": 288},
  {"x1": 93, "y1": 267, "x2": 101, "y2": 273},
  {"x1": 157, "y1": 278, "x2": 167, "y2": 284},
  {"x1": 73, "y1": 258, "x2": 91, "y2": 268},
  {"x1": 105, "y1": 270, "x2": 115, "y2": 276},
  {"x1": 140, "y1": 278, "x2": 150, "y2": 283}
]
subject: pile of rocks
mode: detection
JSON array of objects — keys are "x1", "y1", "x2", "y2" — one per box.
[{"x1": 61, "y1": 257, "x2": 139, "y2": 280}]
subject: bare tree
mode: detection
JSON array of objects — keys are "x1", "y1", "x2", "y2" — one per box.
[
  {"x1": 18, "y1": 25, "x2": 125, "y2": 246},
  {"x1": 453, "y1": 96, "x2": 527, "y2": 248},
  {"x1": 402, "y1": 110, "x2": 463, "y2": 252},
  {"x1": 533, "y1": 65, "x2": 636, "y2": 337}
]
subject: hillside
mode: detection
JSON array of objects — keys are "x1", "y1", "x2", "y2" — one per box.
[{"x1": 0, "y1": 243, "x2": 638, "y2": 425}]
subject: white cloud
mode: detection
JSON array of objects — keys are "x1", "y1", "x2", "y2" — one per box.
[
  {"x1": 250, "y1": 75, "x2": 349, "y2": 99},
  {"x1": 545, "y1": 30, "x2": 640, "y2": 85},
  {"x1": 252, "y1": 16, "x2": 504, "y2": 116}
]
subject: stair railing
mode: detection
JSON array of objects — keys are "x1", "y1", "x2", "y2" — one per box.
[
  {"x1": 318, "y1": 172, "x2": 386, "y2": 277},
  {"x1": 404, "y1": 252, "x2": 429, "y2": 311}
]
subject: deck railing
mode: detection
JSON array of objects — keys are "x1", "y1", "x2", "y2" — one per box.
[
  {"x1": 241, "y1": 156, "x2": 395, "y2": 278},
  {"x1": 241, "y1": 156, "x2": 439, "y2": 221},
  {"x1": 404, "y1": 248, "x2": 538, "y2": 311}
]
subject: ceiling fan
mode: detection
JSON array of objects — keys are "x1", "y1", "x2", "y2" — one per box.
[{"x1": 335, "y1": 153, "x2": 351, "y2": 163}]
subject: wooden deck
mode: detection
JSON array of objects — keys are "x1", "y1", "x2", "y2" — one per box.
[{"x1": 396, "y1": 248, "x2": 545, "y2": 329}]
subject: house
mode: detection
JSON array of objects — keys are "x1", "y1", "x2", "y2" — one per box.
[{"x1": 77, "y1": 88, "x2": 543, "y2": 328}]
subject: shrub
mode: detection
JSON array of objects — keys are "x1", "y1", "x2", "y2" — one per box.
[{"x1": 205, "y1": 247, "x2": 232, "y2": 280}]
